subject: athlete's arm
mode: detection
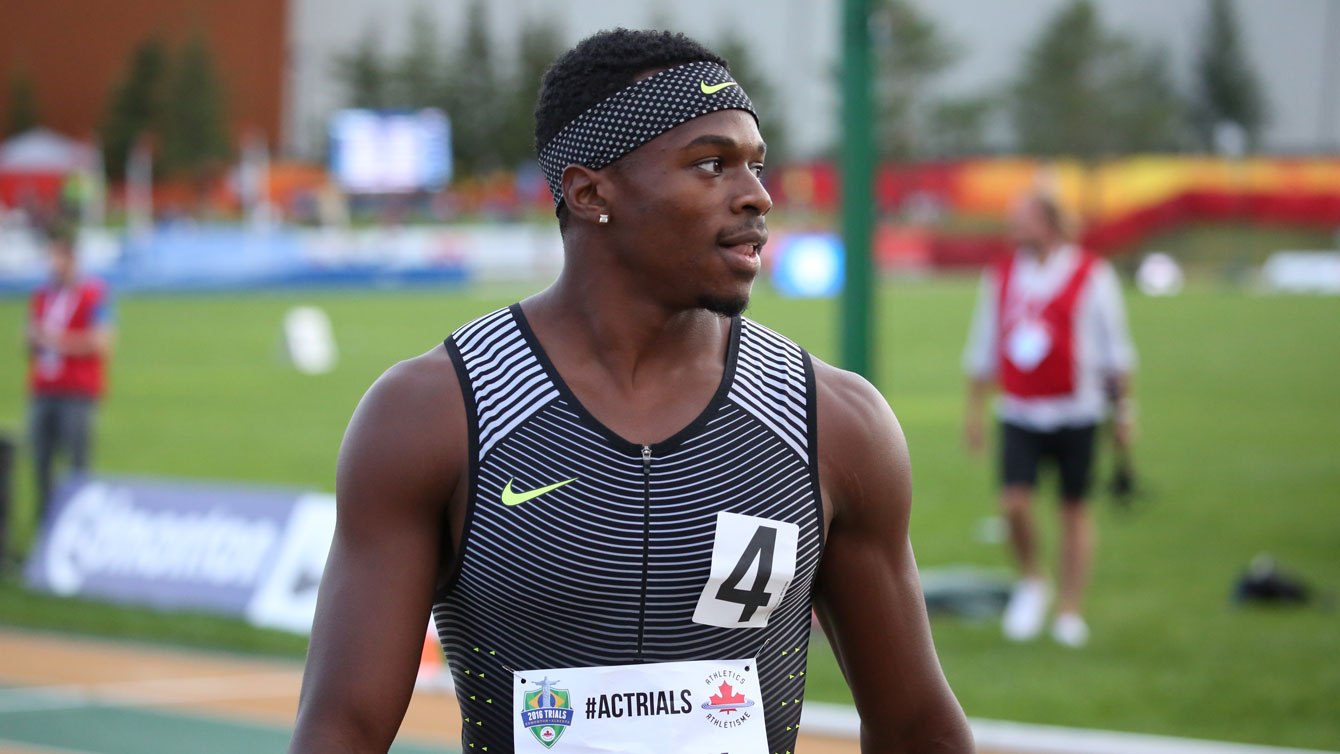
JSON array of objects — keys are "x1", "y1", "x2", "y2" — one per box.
[
  {"x1": 813, "y1": 361, "x2": 974, "y2": 753},
  {"x1": 289, "y1": 350, "x2": 465, "y2": 754}
]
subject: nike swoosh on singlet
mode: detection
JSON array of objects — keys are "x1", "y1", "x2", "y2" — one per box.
[
  {"x1": 700, "y1": 80, "x2": 739, "y2": 95},
  {"x1": 501, "y1": 477, "x2": 577, "y2": 506}
]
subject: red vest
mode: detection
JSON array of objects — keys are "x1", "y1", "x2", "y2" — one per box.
[
  {"x1": 28, "y1": 279, "x2": 108, "y2": 398},
  {"x1": 996, "y1": 252, "x2": 1097, "y2": 399}
]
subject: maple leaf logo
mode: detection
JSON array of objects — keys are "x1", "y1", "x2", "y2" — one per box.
[{"x1": 708, "y1": 682, "x2": 748, "y2": 713}]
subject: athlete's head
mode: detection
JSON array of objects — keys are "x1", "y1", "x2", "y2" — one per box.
[
  {"x1": 1008, "y1": 192, "x2": 1070, "y2": 253},
  {"x1": 536, "y1": 29, "x2": 772, "y2": 317},
  {"x1": 535, "y1": 29, "x2": 728, "y2": 198}
]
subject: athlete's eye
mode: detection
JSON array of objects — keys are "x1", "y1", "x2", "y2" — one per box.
[
  {"x1": 751, "y1": 163, "x2": 766, "y2": 179},
  {"x1": 695, "y1": 158, "x2": 724, "y2": 174}
]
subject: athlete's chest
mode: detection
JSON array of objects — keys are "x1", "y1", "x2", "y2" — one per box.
[{"x1": 460, "y1": 398, "x2": 822, "y2": 629}]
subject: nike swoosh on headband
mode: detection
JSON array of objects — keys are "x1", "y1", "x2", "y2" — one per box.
[{"x1": 700, "y1": 80, "x2": 739, "y2": 95}]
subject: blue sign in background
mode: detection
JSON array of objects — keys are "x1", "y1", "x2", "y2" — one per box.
[{"x1": 24, "y1": 475, "x2": 304, "y2": 616}]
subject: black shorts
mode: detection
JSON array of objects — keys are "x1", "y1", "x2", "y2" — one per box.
[{"x1": 1000, "y1": 421, "x2": 1097, "y2": 503}]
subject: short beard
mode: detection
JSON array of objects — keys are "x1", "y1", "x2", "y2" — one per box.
[{"x1": 697, "y1": 294, "x2": 749, "y2": 318}]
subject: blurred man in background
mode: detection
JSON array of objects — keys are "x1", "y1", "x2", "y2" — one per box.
[
  {"x1": 24, "y1": 228, "x2": 113, "y2": 526},
  {"x1": 963, "y1": 193, "x2": 1135, "y2": 648}
]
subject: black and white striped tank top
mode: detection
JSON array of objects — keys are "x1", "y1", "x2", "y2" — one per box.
[{"x1": 435, "y1": 304, "x2": 824, "y2": 754}]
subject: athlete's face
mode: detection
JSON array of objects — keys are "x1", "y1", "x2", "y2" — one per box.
[{"x1": 603, "y1": 109, "x2": 771, "y2": 316}]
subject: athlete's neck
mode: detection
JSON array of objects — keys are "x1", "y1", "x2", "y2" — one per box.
[{"x1": 524, "y1": 272, "x2": 730, "y2": 392}]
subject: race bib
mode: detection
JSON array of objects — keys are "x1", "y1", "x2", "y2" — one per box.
[
  {"x1": 1005, "y1": 319, "x2": 1053, "y2": 372},
  {"x1": 692, "y1": 512, "x2": 799, "y2": 629},
  {"x1": 513, "y1": 658, "x2": 767, "y2": 754}
]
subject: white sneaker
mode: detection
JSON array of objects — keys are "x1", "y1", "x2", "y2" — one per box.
[
  {"x1": 1002, "y1": 578, "x2": 1050, "y2": 641},
  {"x1": 1051, "y1": 613, "x2": 1090, "y2": 648}
]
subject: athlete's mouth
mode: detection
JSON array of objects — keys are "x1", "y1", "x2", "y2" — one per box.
[{"x1": 717, "y1": 226, "x2": 768, "y2": 256}]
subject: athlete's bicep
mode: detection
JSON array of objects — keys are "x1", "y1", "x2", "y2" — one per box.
[
  {"x1": 813, "y1": 365, "x2": 972, "y2": 752},
  {"x1": 290, "y1": 354, "x2": 463, "y2": 753}
]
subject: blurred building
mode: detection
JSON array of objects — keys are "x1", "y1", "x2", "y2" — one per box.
[{"x1": 0, "y1": 0, "x2": 286, "y2": 150}]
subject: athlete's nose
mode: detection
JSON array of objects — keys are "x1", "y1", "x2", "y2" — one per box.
[{"x1": 732, "y1": 168, "x2": 773, "y2": 217}]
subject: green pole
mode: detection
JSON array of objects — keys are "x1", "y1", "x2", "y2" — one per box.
[{"x1": 840, "y1": 0, "x2": 876, "y2": 379}]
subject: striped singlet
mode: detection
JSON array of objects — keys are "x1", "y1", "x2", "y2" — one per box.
[{"x1": 435, "y1": 304, "x2": 825, "y2": 754}]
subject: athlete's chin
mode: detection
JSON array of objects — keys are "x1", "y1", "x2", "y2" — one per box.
[{"x1": 697, "y1": 290, "x2": 751, "y2": 318}]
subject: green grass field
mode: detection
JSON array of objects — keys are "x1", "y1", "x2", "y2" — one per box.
[{"x1": 1, "y1": 261, "x2": 1338, "y2": 748}]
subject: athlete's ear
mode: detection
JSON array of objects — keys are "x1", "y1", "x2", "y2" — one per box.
[{"x1": 562, "y1": 165, "x2": 611, "y2": 225}]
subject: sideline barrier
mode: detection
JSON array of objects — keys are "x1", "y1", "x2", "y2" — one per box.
[{"x1": 24, "y1": 475, "x2": 336, "y2": 634}]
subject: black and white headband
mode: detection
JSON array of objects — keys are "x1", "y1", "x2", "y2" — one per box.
[{"x1": 538, "y1": 60, "x2": 757, "y2": 209}]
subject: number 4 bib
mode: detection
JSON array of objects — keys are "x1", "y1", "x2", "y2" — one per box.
[{"x1": 693, "y1": 512, "x2": 800, "y2": 629}]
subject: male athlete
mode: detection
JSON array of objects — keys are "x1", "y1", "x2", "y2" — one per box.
[{"x1": 290, "y1": 29, "x2": 972, "y2": 754}]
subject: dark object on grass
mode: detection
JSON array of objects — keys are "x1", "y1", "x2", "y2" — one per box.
[
  {"x1": 920, "y1": 566, "x2": 1013, "y2": 620},
  {"x1": 1233, "y1": 555, "x2": 1311, "y2": 606}
]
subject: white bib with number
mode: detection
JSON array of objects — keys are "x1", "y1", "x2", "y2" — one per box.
[
  {"x1": 692, "y1": 512, "x2": 799, "y2": 629},
  {"x1": 513, "y1": 658, "x2": 767, "y2": 754}
]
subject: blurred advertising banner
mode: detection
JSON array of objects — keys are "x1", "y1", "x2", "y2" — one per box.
[
  {"x1": 0, "y1": 225, "x2": 562, "y2": 293},
  {"x1": 24, "y1": 475, "x2": 336, "y2": 634}
]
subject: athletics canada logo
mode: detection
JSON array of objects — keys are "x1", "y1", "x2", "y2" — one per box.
[
  {"x1": 700, "y1": 668, "x2": 755, "y2": 728},
  {"x1": 520, "y1": 677, "x2": 574, "y2": 748}
]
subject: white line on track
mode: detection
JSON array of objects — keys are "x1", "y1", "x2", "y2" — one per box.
[
  {"x1": 0, "y1": 672, "x2": 301, "y2": 715},
  {"x1": 0, "y1": 740, "x2": 101, "y2": 754},
  {"x1": 800, "y1": 703, "x2": 1339, "y2": 754}
]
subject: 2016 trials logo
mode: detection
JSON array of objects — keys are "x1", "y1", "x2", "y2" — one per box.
[
  {"x1": 701, "y1": 667, "x2": 756, "y2": 729},
  {"x1": 520, "y1": 677, "x2": 574, "y2": 748}
]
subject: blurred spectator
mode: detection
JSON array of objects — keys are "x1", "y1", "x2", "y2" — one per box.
[
  {"x1": 24, "y1": 227, "x2": 114, "y2": 524},
  {"x1": 962, "y1": 192, "x2": 1136, "y2": 648}
]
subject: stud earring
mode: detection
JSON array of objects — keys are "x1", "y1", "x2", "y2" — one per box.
[{"x1": 598, "y1": 213, "x2": 610, "y2": 224}]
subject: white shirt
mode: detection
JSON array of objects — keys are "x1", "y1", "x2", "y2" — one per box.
[{"x1": 963, "y1": 244, "x2": 1136, "y2": 430}]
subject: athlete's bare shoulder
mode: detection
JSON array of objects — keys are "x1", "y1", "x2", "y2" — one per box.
[
  {"x1": 810, "y1": 356, "x2": 911, "y2": 523},
  {"x1": 370, "y1": 344, "x2": 461, "y2": 410},
  {"x1": 338, "y1": 344, "x2": 467, "y2": 515},
  {"x1": 812, "y1": 357, "x2": 894, "y2": 430}
]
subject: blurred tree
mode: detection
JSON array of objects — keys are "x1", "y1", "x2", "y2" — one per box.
[
  {"x1": 925, "y1": 95, "x2": 996, "y2": 157},
  {"x1": 1011, "y1": 0, "x2": 1186, "y2": 158},
  {"x1": 872, "y1": 0, "x2": 961, "y2": 160},
  {"x1": 393, "y1": 8, "x2": 441, "y2": 109},
  {"x1": 1010, "y1": 0, "x2": 1107, "y2": 158},
  {"x1": 5, "y1": 66, "x2": 40, "y2": 137},
  {"x1": 160, "y1": 30, "x2": 230, "y2": 180},
  {"x1": 100, "y1": 36, "x2": 168, "y2": 180},
  {"x1": 334, "y1": 25, "x2": 391, "y2": 109},
  {"x1": 496, "y1": 16, "x2": 563, "y2": 168},
  {"x1": 1104, "y1": 42, "x2": 1187, "y2": 153},
  {"x1": 443, "y1": 0, "x2": 502, "y2": 175},
  {"x1": 1192, "y1": 0, "x2": 1266, "y2": 151},
  {"x1": 716, "y1": 32, "x2": 790, "y2": 165}
]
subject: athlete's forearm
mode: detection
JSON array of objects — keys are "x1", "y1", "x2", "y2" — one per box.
[
  {"x1": 288, "y1": 724, "x2": 380, "y2": 754},
  {"x1": 859, "y1": 704, "x2": 975, "y2": 754}
]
